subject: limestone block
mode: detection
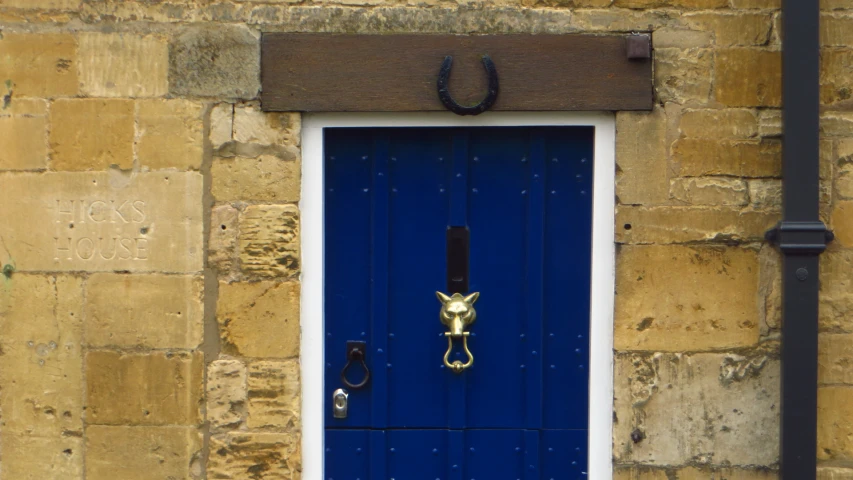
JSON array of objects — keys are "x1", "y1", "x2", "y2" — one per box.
[
  {"x1": 79, "y1": 33, "x2": 168, "y2": 98},
  {"x1": 672, "y1": 139, "x2": 780, "y2": 177},
  {"x1": 234, "y1": 104, "x2": 300, "y2": 146},
  {"x1": 670, "y1": 177, "x2": 748, "y2": 206},
  {"x1": 137, "y1": 99, "x2": 204, "y2": 170},
  {"x1": 86, "y1": 425, "x2": 202, "y2": 480},
  {"x1": 838, "y1": 163, "x2": 853, "y2": 200},
  {"x1": 208, "y1": 432, "x2": 301, "y2": 480},
  {"x1": 821, "y1": 50, "x2": 853, "y2": 106},
  {"x1": 169, "y1": 26, "x2": 260, "y2": 99},
  {"x1": 616, "y1": 206, "x2": 777, "y2": 244},
  {"x1": 820, "y1": 467, "x2": 853, "y2": 480},
  {"x1": 758, "y1": 245, "x2": 782, "y2": 335},
  {"x1": 0, "y1": 34, "x2": 77, "y2": 97},
  {"x1": 670, "y1": 0, "x2": 728, "y2": 6},
  {"x1": 49, "y1": 99, "x2": 134, "y2": 171},
  {"x1": 654, "y1": 48, "x2": 713, "y2": 105},
  {"x1": 821, "y1": 249, "x2": 853, "y2": 333},
  {"x1": 823, "y1": 0, "x2": 853, "y2": 8},
  {"x1": 715, "y1": 49, "x2": 782, "y2": 107},
  {"x1": 209, "y1": 204, "x2": 239, "y2": 274},
  {"x1": 86, "y1": 350, "x2": 203, "y2": 426},
  {"x1": 210, "y1": 103, "x2": 234, "y2": 148},
  {"x1": 615, "y1": 246, "x2": 760, "y2": 351},
  {"x1": 679, "y1": 109, "x2": 758, "y2": 139},
  {"x1": 0, "y1": 275, "x2": 83, "y2": 436},
  {"x1": 0, "y1": 98, "x2": 48, "y2": 170},
  {"x1": 1, "y1": 434, "x2": 83, "y2": 480},
  {"x1": 615, "y1": 466, "x2": 778, "y2": 479},
  {"x1": 85, "y1": 273, "x2": 203, "y2": 349},
  {"x1": 613, "y1": 353, "x2": 779, "y2": 465},
  {"x1": 822, "y1": 113, "x2": 853, "y2": 137},
  {"x1": 207, "y1": 359, "x2": 247, "y2": 429},
  {"x1": 0, "y1": 0, "x2": 80, "y2": 8},
  {"x1": 239, "y1": 204, "x2": 300, "y2": 278},
  {"x1": 822, "y1": 16, "x2": 853, "y2": 47},
  {"x1": 217, "y1": 281, "x2": 300, "y2": 358},
  {"x1": 819, "y1": 334, "x2": 853, "y2": 385},
  {"x1": 0, "y1": 171, "x2": 203, "y2": 272},
  {"x1": 759, "y1": 110, "x2": 782, "y2": 138},
  {"x1": 652, "y1": 29, "x2": 712, "y2": 49},
  {"x1": 684, "y1": 13, "x2": 774, "y2": 46},
  {"x1": 212, "y1": 153, "x2": 300, "y2": 202},
  {"x1": 730, "y1": 0, "x2": 779, "y2": 7},
  {"x1": 748, "y1": 179, "x2": 782, "y2": 210},
  {"x1": 247, "y1": 359, "x2": 300, "y2": 429},
  {"x1": 832, "y1": 201, "x2": 853, "y2": 247},
  {"x1": 615, "y1": 109, "x2": 669, "y2": 206},
  {"x1": 818, "y1": 386, "x2": 853, "y2": 460}
]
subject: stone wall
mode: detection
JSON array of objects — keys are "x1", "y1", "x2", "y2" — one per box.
[{"x1": 0, "y1": 0, "x2": 851, "y2": 478}]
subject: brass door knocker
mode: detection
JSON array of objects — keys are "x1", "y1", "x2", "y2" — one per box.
[{"x1": 436, "y1": 291, "x2": 480, "y2": 374}]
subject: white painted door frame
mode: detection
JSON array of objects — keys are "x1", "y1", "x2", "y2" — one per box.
[{"x1": 300, "y1": 112, "x2": 615, "y2": 480}]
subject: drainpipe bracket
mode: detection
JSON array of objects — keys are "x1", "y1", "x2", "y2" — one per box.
[{"x1": 765, "y1": 220, "x2": 833, "y2": 255}]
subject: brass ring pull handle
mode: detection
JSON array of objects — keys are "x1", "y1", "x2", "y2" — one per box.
[
  {"x1": 443, "y1": 332, "x2": 473, "y2": 374},
  {"x1": 340, "y1": 341, "x2": 370, "y2": 389},
  {"x1": 436, "y1": 291, "x2": 480, "y2": 375}
]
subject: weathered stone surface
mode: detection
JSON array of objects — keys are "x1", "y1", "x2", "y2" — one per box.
[
  {"x1": 239, "y1": 204, "x2": 300, "y2": 278},
  {"x1": 715, "y1": 49, "x2": 782, "y2": 107},
  {"x1": 614, "y1": 353, "x2": 779, "y2": 465},
  {"x1": 730, "y1": 0, "x2": 779, "y2": 7},
  {"x1": 79, "y1": 33, "x2": 168, "y2": 98},
  {"x1": 822, "y1": 112, "x2": 853, "y2": 137},
  {"x1": 137, "y1": 99, "x2": 204, "y2": 170},
  {"x1": 684, "y1": 13, "x2": 774, "y2": 46},
  {"x1": 672, "y1": 139, "x2": 780, "y2": 177},
  {"x1": 85, "y1": 273, "x2": 204, "y2": 348},
  {"x1": 210, "y1": 103, "x2": 234, "y2": 148},
  {"x1": 208, "y1": 432, "x2": 301, "y2": 480},
  {"x1": 654, "y1": 48, "x2": 712, "y2": 105},
  {"x1": 822, "y1": 16, "x2": 853, "y2": 47},
  {"x1": 0, "y1": 275, "x2": 83, "y2": 435},
  {"x1": 616, "y1": 206, "x2": 777, "y2": 244},
  {"x1": 212, "y1": 153, "x2": 301, "y2": 202},
  {"x1": 0, "y1": 34, "x2": 77, "y2": 97},
  {"x1": 0, "y1": 172, "x2": 203, "y2": 272},
  {"x1": 1, "y1": 434, "x2": 83, "y2": 480},
  {"x1": 679, "y1": 109, "x2": 758, "y2": 139},
  {"x1": 50, "y1": 99, "x2": 134, "y2": 170},
  {"x1": 832, "y1": 201, "x2": 853, "y2": 247},
  {"x1": 614, "y1": 466, "x2": 778, "y2": 479},
  {"x1": 615, "y1": 246, "x2": 760, "y2": 351},
  {"x1": 819, "y1": 334, "x2": 853, "y2": 385},
  {"x1": 759, "y1": 110, "x2": 782, "y2": 137},
  {"x1": 169, "y1": 26, "x2": 260, "y2": 99},
  {"x1": 233, "y1": 104, "x2": 300, "y2": 146},
  {"x1": 217, "y1": 281, "x2": 300, "y2": 358},
  {"x1": 86, "y1": 425, "x2": 202, "y2": 480},
  {"x1": 818, "y1": 386, "x2": 853, "y2": 460},
  {"x1": 0, "y1": 98, "x2": 48, "y2": 170},
  {"x1": 838, "y1": 163, "x2": 853, "y2": 200},
  {"x1": 208, "y1": 359, "x2": 247, "y2": 429},
  {"x1": 821, "y1": 49, "x2": 853, "y2": 106},
  {"x1": 247, "y1": 360, "x2": 300, "y2": 429},
  {"x1": 652, "y1": 28, "x2": 712, "y2": 49},
  {"x1": 758, "y1": 245, "x2": 782, "y2": 336},
  {"x1": 209, "y1": 204, "x2": 239, "y2": 274},
  {"x1": 615, "y1": 109, "x2": 669, "y2": 206},
  {"x1": 0, "y1": 0, "x2": 81, "y2": 7},
  {"x1": 86, "y1": 350, "x2": 204, "y2": 425},
  {"x1": 823, "y1": 0, "x2": 853, "y2": 8},
  {"x1": 749, "y1": 179, "x2": 782, "y2": 210},
  {"x1": 821, "y1": 249, "x2": 853, "y2": 333},
  {"x1": 670, "y1": 177, "x2": 748, "y2": 206},
  {"x1": 820, "y1": 467, "x2": 853, "y2": 480}
]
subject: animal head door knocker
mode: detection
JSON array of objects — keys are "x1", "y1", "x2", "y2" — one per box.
[{"x1": 436, "y1": 291, "x2": 480, "y2": 373}]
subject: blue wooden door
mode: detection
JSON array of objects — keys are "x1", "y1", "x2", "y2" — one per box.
[{"x1": 324, "y1": 127, "x2": 594, "y2": 480}]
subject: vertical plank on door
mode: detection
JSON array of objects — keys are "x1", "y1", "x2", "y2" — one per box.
[
  {"x1": 447, "y1": 131, "x2": 469, "y2": 430},
  {"x1": 524, "y1": 430, "x2": 541, "y2": 480},
  {"x1": 371, "y1": 133, "x2": 391, "y2": 429},
  {"x1": 370, "y1": 430, "x2": 388, "y2": 480},
  {"x1": 525, "y1": 132, "x2": 546, "y2": 429},
  {"x1": 449, "y1": 430, "x2": 464, "y2": 480}
]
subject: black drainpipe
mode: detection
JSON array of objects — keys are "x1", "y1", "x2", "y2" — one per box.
[{"x1": 765, "y1": 1, "x2": 833, "y2": 478}]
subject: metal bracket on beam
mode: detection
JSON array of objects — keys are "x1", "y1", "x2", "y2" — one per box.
[
  {"x1": 626, "y1": 33, "x2": 651, "y2": 59},
  {"x1": 765, "y1": 221, "x2": 834, "y2": 254}
]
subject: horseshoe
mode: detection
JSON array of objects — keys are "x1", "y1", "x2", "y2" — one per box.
[{"x1": 436, "y1": 55, "x2": 499, "y2": 116}]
